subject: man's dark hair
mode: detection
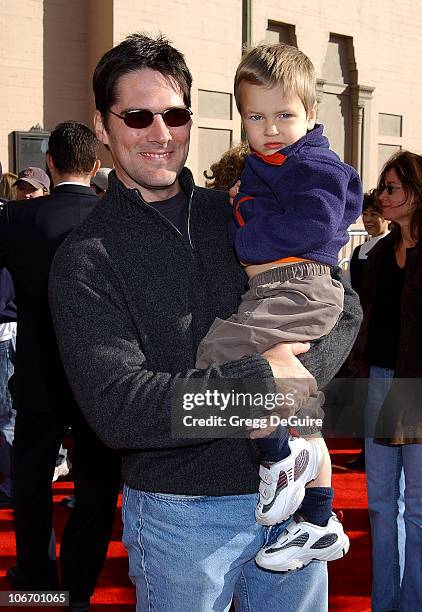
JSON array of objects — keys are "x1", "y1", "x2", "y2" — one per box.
[
  {"x1": 93, "y1": 33, "x2": 192, "y2": 123},
  {"x1": 48, "y1": 121, "x2": 98, "y2": 174},
  {"x1": 362, "y1": 188, "x2": 380, "y2": 213}
]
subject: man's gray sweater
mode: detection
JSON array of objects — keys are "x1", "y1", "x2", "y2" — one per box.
[{"x1": 49, "y1": 169, "x2": 361, "y2": 495}]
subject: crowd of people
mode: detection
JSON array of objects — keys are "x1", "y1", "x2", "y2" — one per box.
[
  {"x1": 0, "y1": 33, "x2": 421, "y2": 612},
  {"x1": 0, "y1": 137, "x2": 116, "y2": 611}
]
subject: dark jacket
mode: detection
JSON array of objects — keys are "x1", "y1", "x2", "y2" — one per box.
[
  {"x1": 49, "y1": 169, "x2": 362, "y2": 495},
  {"x1": 0, "y1": 267, "x2": 17, "y2": 323},
  {"x1": 349, "y1": 243, "x2": 365, "y2": 293},
  {"x1": 229, "y1": 124, "x2": 362, "y2": 265},
  {"x1": 353, "y1": 233, "x2": 422, "y2": 444},
  {"x1": 0, "y1": 184, "x2": 99, "y2": 415}
]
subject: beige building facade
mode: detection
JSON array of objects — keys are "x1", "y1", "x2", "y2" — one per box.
[{"x1": 1, "y1": 0, "x2": 421, "y2": 195}]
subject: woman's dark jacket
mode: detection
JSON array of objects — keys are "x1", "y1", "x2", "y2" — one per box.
[{"x1": 353, "y1": 233, "x2": 422, "y2": 444}]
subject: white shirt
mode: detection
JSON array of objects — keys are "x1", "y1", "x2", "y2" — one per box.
[
  {"x1": 0, "y1": 321, "x2": 17, "y2": 342},
  {"x1": 55, "y1": 181, "x2": 90, "y2": 188}
]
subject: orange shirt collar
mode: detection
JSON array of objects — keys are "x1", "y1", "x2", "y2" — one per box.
[{"x1": 251, "y1": 149, "x2": 287, "y2": 166}]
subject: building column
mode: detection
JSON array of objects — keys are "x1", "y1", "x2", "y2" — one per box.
[{"x1": 350, "y1": 85, "x2": 375, "y2": 184}]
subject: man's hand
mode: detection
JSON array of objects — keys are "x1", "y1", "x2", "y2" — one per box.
[
  {"x1": 250, "y1": 342, "x2": 317, "y2": 439},
  {"x1": 228, "y1": 180, "x2": 240, "y2": 206}
]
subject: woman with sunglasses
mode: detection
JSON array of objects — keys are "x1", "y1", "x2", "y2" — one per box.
[{"x1": 353, "y1": 150, "x2": 422, "y2": 611}]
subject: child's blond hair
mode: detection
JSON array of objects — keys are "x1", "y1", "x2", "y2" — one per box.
[{"x1": 234, "y1": 43, "x2": 316, "y2": 113}]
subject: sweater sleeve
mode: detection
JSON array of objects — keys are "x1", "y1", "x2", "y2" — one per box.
[
  {"x1": 48, "y1": 241, "x2": 275, "y2": 452},
  {"x1": 234, "y1": 159, "x2": 360, "y2": 263},
  {"x1": 298, "y1": 267, "x2": 362, "y2": 387}
]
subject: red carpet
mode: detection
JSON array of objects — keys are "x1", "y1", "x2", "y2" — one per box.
[
  {"x1": 0, "y1": 482, "x2": 135, "y2": 611},
  {"x1": 329, "y1": 440, "x2": 371, "y2": 611},
  {"x1": 0, "y1": 440, "x2": 371, "y2": 610}
]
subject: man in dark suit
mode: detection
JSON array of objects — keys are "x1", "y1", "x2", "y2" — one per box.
[
  {"x1": 0, "y1": 161, "x2": 9, "y2": 204},
  {"x1": 0, "y1": 121, "x2": 121, "y2": 611}
]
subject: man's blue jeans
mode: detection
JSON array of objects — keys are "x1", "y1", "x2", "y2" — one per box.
[
  {"x1": 365, "y1": 365, "x2": 422, "y2": 611},
  {"x1": 0, "y1": 336, "x2": 16, "y2": 497},
  {"x1": 122, "y1": 487, "x2": 328, "y2": 611}
]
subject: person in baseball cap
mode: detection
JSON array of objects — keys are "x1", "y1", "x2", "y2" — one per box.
[{"x1": 13, "y1": 167, "x2": 50, "y2": 200}]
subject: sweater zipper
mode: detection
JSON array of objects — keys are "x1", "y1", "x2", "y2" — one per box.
[
  {"x1": 135, "y1": 186, "x2": 195, "y2": 251},
  {"x1": 186, "y1": 185, "x2": 194, "y2": 249}
]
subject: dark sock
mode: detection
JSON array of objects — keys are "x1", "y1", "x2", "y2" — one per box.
[
  {"x1": 255, "y1": 425, "x2": 290, "y2": 462},
  {"x1": 299, "y1": 487, "x2": 334, "y2": 526}
]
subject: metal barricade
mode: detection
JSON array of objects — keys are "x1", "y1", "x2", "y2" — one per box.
[{"x1": 338, "y1": 229, "x2": 368, "y2": 271}]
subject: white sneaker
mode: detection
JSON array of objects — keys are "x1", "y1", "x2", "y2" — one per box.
[
  {"x1": 255, "y1": 512, "x2": 350, "y2": 572},
  {"x1": 53, "y1": 457, "x2": 72, "y2": 482},
  {"x1": 255, "y1": 437, "x2": 322, "y2": 526}
]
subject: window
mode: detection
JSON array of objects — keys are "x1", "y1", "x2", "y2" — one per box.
[
  {"x1": 378, "y1": 113, "x2": 402, "y2": 138},
  {"x1": 266, "y1": 21, "x2": 297, "y2": 46},
  {"x1": 198, "y1": 90, "x2": 232, "y2": 121}
]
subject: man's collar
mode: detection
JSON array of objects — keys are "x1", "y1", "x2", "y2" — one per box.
[
  {"x1": 108, "y1": 167, "x2": 195, "y2": 204},
  {"x1": 55, "y1": 181, "x2": 91, "y2": 188}
]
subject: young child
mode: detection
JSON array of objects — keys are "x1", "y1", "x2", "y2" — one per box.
[{"x1": 196, "y1": 43, "x2": 362, "y2": 571}]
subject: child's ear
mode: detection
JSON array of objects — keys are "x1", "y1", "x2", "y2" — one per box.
[{"x1": 307, "y1": 102, "x2": 317, "y2": 130}]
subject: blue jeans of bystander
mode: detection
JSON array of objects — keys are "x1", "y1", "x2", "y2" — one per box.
[{"x1": 365, "y1": 365, "x2": 422, "y2": 611}]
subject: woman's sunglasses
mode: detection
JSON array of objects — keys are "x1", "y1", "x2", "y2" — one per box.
[
  {"x1": 109, "y1": 107, "x2": 193, "y2": 129},
  {"x1": 378, "y1": 184, "x2": 400, "y2": 195}
]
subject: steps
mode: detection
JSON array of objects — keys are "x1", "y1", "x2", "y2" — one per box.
[{"x1": 0, "y1": 441, "x2": 371, "y2": 610}]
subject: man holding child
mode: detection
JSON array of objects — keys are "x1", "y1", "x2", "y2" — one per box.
[{"x1": 49, "y1": 34, "x2": 361, "y2": 610}]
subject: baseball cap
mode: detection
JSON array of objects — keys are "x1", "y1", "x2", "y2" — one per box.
[
  {"x1": 91, "y1": 168, "x2": 112, "y2": 193},
  {"x1": 13, "y1": 167, "x2": 50, "y2": 191}
]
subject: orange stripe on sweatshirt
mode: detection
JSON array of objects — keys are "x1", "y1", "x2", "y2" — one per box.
[{"x1": 234, "y1": 195, "x2": 253, "y2": 227}]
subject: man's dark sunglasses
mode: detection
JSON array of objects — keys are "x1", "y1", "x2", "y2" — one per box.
[{"x1": 109, "y1": 107, "x2": 193, "y2": 129}]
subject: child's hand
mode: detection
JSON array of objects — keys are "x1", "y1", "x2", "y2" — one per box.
[{"x1": 228, "y1": 180, "x2": 241, "y2": 206}]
